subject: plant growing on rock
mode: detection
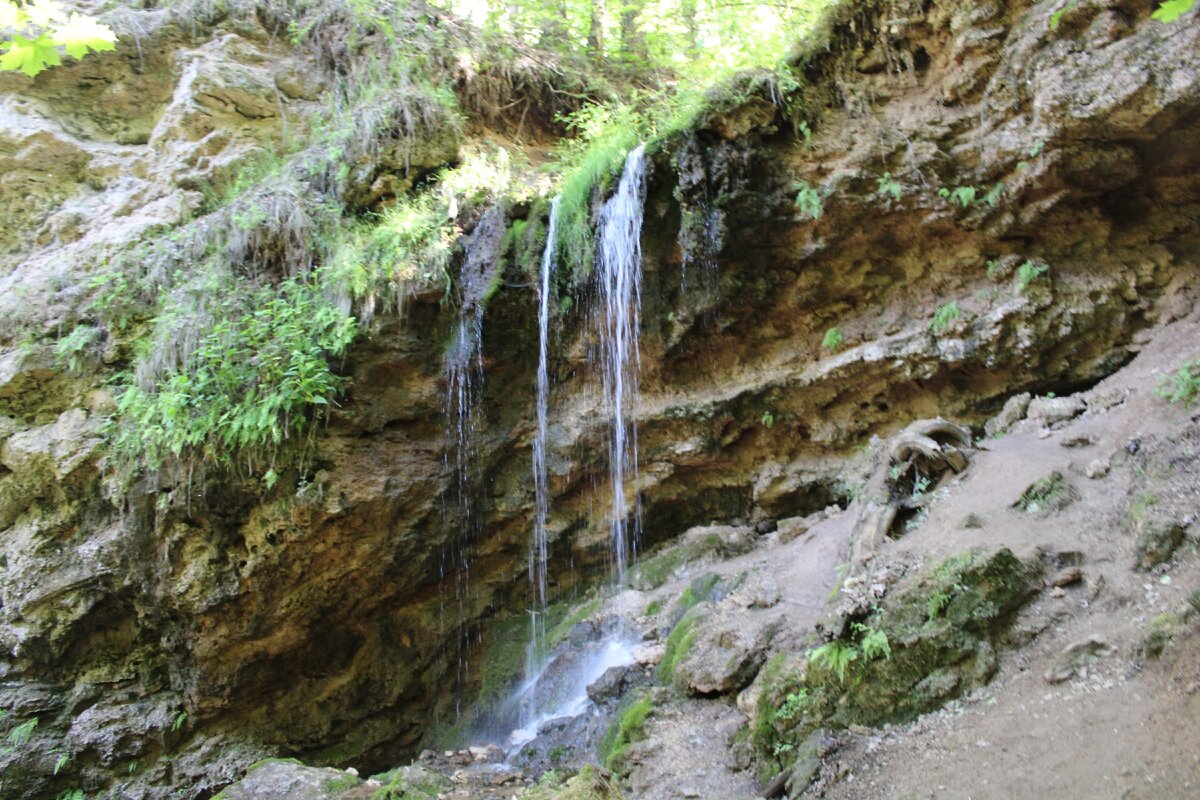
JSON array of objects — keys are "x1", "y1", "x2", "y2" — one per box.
[
  {"x1": 877, "y1": 172, "x2": 902, "y2": 200},
  {"x1": 1016, "y1": 260, "x2": 1049, "y2": 292},
  {"x1": 938, "y1": 185, "x2": 976, "y2": 208},
  {"x1": 821, "y1": 326, "x2": 844, "y2": 351},
  {"x1": 807, "y1": 640, "x2": 857, "y2": 683},
  {"x1": 929, "y1": 302, "x2": 961, "y2": 333},
  {"x1": 793, "y1": 180, "x2": 822, "y2": 220},
  {"x1": 1155, "y1": 359, "x2": 1200, "y2": 405},
  {"x1": 0, "y1": 0, "x2": 116, "y2": 77},
  {"x1": 1152, "y1": 0, "x2": 1196, "y2": 22}
]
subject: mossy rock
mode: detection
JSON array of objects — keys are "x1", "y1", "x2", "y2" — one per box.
[
  {"x1": 369, "y1": 764, "x2": 451, "y2": 800},
  {"x1": 518, "y1": 765, "x2": 625, "y2": 799},
  {"x1": 597, "y1": 691, "x2": 657, "y2": 774},
  {"x1": 753, "y1": 548, "x2": 1041, "y2": 772},
  {"x1": 213, "y1": 759, "x2": 363, "y2": 799}
]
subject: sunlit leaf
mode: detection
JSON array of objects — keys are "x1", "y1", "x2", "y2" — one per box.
[
  {"x1": 1151, "y1": 0, "x2": 1194, "y2": 22},
  {"x1": 0, "y1": 1, "x2": 24, "y2": 30},
  {"x1": 24, "y1": 0, "x2": 66, "y2": 28},
  {"x1": 0, "y1": 33, "x2": 60, "y2": 77},
  {"x1": 52, "y1": 12, "x2": 117, "y2": 59}
]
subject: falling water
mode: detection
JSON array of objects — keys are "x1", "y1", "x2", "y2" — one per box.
[
  {"x1": 498, "y1": 148, "x2": 650, "y2": 751},
  {"x1": 525, "y1": 197, "x2": 561, "y2": 692},
  {"x1": 596, "y1": 143, "x2": 648, "y2": 585},
  {"x1": 439, "y1": 204, "x2": 507, "y2": 719}
]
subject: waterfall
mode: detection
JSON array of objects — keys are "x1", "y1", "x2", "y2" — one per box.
[
  {"x1": 525, "y1": 196, "x2": 560, "y2": 694},
  {"x1": 500, "y1": 147, "x2": 649, "y2": 751},
  {"x1": 596, "y1": 143, "x2": 648, "y2": 585},
  {"x1": 439, "y1": 204, "x2": 507, "y2": 720}
]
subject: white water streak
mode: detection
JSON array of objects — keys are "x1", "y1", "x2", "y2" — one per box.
[{"x1": 596, "y1": 144, "x2": 648, "y2": 585}]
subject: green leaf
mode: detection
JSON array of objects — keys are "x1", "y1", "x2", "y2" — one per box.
[
  {"x1": 1151, "y1": 0, "x2": 1195, "y2": 22},
  {"x1": 52, "y1": 12, "x2": 117, "y2": 60},
  {"x1": 0, "y1": 1, "x2": 23, "y2": 30},
  {"x1": 1, "y1": 33, "x2": 61, "y2": 77},
  {"x1": 25, "y1": 0, "x2": 66, "y2": 28}
]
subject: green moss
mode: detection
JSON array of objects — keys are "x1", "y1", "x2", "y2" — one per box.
[
  {"x1": 657, "y1": 613, "x2": 700, "y2": 686},
  {"x1": 631, "y1": 533, "x2": 732, "y2": 591},
  {"x1": 477, "y1": 612, "x2": 535, "y2": 710},
  {"x1": 1014, "y1": 472, "x2": 1074, "y2": 515},
  {"x1": 518, "y1": 764, "x2": 624, "y2": 800},
  {"x1": 644, "y1": 598, "x2": 666, "y2": 616},
  {"x1": 753, "y1": 549, "x2": 1040, "y2": 775},
  {"x1": 370, "y1": 765, "x2": 451, "y2": 800},
  {"x1": 597, "y1": 693, "x2": 654, "y2": 772},
  {"x1": 322, "y1": 773, "x2": 361, "y2": 794},
  {"x1": 677, "y1": 573, "x2": 721, "y2": 612},
  {"x1": 546, "y1": 596, "x2": 602, "y2": 648}
]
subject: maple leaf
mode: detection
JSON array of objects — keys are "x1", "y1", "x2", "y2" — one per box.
[
  {"x1": 23, "y1": 0, "x2": 65, "y2": 28},
  {"x1": 52, "y1": 12, "x2": 117, "y2": 59},
  {"x1": 0, "y1": 1, "x2": 24, "y2": 31},
  {"x1": 1151, "y1": 0, "x2": 1195, "y2": 22},
  {"x1": 0, "y1": 32, "x2": 61, "y2": 77}
]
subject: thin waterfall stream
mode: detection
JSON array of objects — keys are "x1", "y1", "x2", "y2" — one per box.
[{"x1": 502, "y1": 146, "x2": 649, "y2": 750}]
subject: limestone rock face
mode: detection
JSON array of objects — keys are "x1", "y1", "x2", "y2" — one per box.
[{"x1": 0, "y1": 0, "x2": 1198, "y2": 798}]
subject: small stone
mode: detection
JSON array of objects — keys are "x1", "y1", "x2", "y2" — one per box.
[
  {"x1": 1049, "y1": 567, "x2": 1083, "y2": 587},
  {"x1": 634, "y1": 643, "x2": 666, "y2": 666},
  {"x1": 1060, "y1": 434, "x2": 1093, "y2": 448},
  {"x1": 984, "y1": 392, "x2": 1031, "y2": 438},
  {"x1": 960, "y1": 513, "x2": 985, "y2": 529},
  {"x1": 1086, "y1": 457, "x2": 1110, "y2": 479},
  {"x1": 1050, "y1": 587, "x2": 1066, "y2": 598}
]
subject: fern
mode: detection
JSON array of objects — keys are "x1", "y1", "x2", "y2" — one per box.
[
  {"x1": 1016, "y1": 260, "x2": 1049, "y2": 292},
  {"x1": 821, "y1": 327, "x2": 844, "y2": 351},
  {"x1": 877, "y1": 172, "x2": 902, "y2": 201},
  {"x1": 852, "y1": 623, "x2": 892, "y2": 661},
  {"x1": 794, "y1": 180, "x2": 823, "y2": 220},
  {"x1": 930, "y1": 302, "x2": 961, "y2": 333},
  {"x1": 808, "y1": 640, "x2": 858, "y2": 683}
]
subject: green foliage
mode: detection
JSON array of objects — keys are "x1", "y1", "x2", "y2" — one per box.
[
  {"x1": 929, "y1": 302, "x2": 960, "y2": 333},
  {"x1": 0, "y1": 0, "x2": 116, "y2": 77},
  {"x1": 1155, "y1": 360, "x2": 1200, "y2": 405},
  {"x1": 112, "y1": 276, "x2": 357, "y2": 482},
  {"x1": 1049, "y1": 1, "x2": 1077, "y2": 30},
  {"x1": 981, "y1": 182, "x2": 1004, "y2": 208},
  {"x1": 793, "y1": 180, "x2": 823, "y2": 220},
  {"x1": 853, "y1": 623, "x2": 891, "y2": 661},
  {"x1": 7, "y1": 716, "x2": 38, "y2": 746},
  {"x1": 598, "y1": 693, "x2": 654, "y2": 772},
  {"x1": 56, "y1": 791, "x2": 84, "y2": 800},
  {"x1": 876, "y1": 172, "x2": 902, "y2": 201},
  {"x1": 1016, "y1": 260, "x2": 1049, "y2": 292},
  {"x1": 53, "y1": 750, "x2": 70, "y2": 775},
  {"x1": 54, "y1": 325, "x2": 101, "y2": 373},
  {"x1": 807, "y1": 640, "x2": 857, "y2": 683},
  {"x1": 938, "y1": 185, "x2": 976, "y2": 208},
  {"x1": 554, "y1": 103, "x2": 646, "y2": 278},
  {"x1": 926, "y1": 589, "x2": 952, "y2": 620},
  {"x1": 821, "y1": 326, "x2": 844, "y2": 351},
  {"x1": 760, "y1": 410, "x2": 775, "y2": 429},
  {"x1": 171, "y1": 711, "x2": 188, "y2": 732},
  {"x1": 1152, "y1": 0, "x2": 1195, "y2": 22},
  {"x1": 645, "y1": 597, "x2": 665, "y2": 615},
  {"x1": 776, "y1": 689, "x2": 810, "y2": 721}
]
